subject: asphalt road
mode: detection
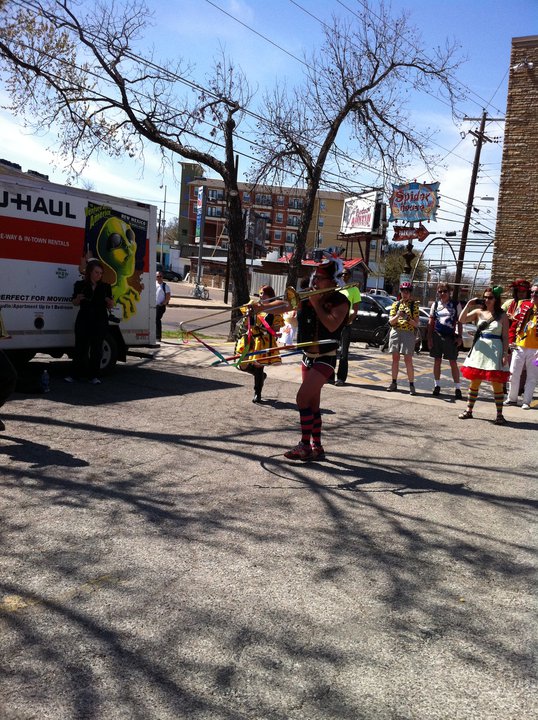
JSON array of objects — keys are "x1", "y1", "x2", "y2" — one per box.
[{"x1": 1, "y1": 338, "x2": 536, "y2": 719}]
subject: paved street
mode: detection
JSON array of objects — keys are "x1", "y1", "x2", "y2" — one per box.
[{"x1": 1, "y1": 328, "x2": 536, "y2": 719}]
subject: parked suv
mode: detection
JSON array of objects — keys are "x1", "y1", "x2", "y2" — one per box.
[{"x1": 367, "y1": 288, "x2": 391, "y2": 297}]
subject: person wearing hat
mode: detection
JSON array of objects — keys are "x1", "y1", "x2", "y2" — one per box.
[
  {"x1": 251, "y1": 260, "x2": 349, "y2": 460},
  {"x1": 458, "y1": 287, "x2": 510, "y2": 424},
  {"x1": 504, "y1": 282, "x2": 538, "y2": 410},
  {"x1": 502, "y1": 278, "x2": 531, "y2": 395},
  {"x1": 386, "y1": 281, "x2": 420, "y2": 395},
  {"x1": 503, "y1": 278, "x2": 531, "y2": 320}
]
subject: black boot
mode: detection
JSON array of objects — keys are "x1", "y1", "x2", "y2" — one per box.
[{"x1": 253, "y1": 367, "x2": 266, "y2": 403}]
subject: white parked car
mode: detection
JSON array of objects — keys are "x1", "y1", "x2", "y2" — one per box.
[
  {"x1": 367, "y1": 288, "x2": 391, "y2": 297},
  {"x1": 461, "y1": 323, "x2": 476, "y2": 350},
  {"x1": 419, "y1": 306, "x2": 475, "y2": 351}
]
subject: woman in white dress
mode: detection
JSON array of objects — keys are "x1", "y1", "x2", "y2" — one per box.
[{"x1": 458, "y1": 287, "x2": 510, "y2": 425}]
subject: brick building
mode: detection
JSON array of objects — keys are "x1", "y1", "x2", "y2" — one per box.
[
  {"x1": 185, "y1": 177, "x2": 347, "y2": 256},
  {"x1": 492, "y1": 35, "x2": 538, "y2": 287}
]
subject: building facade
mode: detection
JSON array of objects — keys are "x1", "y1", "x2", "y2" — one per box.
[
  {"x1": 492, "y1": 35, "x2": 538, "y2": 287},
  {"x1": 185, "y1": 177, "x2": 348, "y2": 256}
]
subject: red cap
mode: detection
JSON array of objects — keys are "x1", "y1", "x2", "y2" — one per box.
[{"x1": 511, "y1": 278, "x2": 530, "y2": 290}]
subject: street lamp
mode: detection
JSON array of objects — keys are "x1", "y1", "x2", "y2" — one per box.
[{"x1": 158, "y1": 184, "x2": 167, "y2": 266}]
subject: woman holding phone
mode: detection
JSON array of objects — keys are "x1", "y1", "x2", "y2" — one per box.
[{"x1": 458, "y1": 287, "x2": 510, "y2": 425}]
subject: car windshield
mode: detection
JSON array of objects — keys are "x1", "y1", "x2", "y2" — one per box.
[{"x1": 373, "y1": 295, "x2": 394, "y2": 309}]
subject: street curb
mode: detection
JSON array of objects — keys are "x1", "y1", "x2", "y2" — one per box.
[{"x1": 168, "y1": 301, "x2": 230, "y2": 310}]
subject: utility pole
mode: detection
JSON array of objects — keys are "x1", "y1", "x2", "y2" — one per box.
[
  {"x1": 453, "y1": 111, "x2": 503, "y2": 301},
  {"x1": 224, "y1": 154, "x2": 239, "y2": 304}
]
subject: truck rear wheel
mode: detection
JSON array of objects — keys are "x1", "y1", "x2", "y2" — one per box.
[
  {"x1": 5, "y1": 349, "x2": 36, "y2": 369},
  {"x1": 100, "y1": 331, "x2": 119, "y2": 374}
]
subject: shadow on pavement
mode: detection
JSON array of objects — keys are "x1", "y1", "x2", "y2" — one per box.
[{"x1": 0, "y1": 360, "x2": 535, "y2": 719}]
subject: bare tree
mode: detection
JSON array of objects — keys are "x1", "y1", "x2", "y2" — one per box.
[
  {"x1": 0, "y1": 0, "x2": 252, "y2": 317},
  {"x1": 252, "y1": 2, "x2": 464, "y2": 287}
]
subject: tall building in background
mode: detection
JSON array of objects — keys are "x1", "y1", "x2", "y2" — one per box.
[
  {"x1": 492, "y1": 35, "x2": 538, "y2": 286},
  {"x1": 184, "y1": 177, "x2": 347, "y2": 256},
  {"x1": 179, "y1": 162, "x2": 204, "y2": 245}
]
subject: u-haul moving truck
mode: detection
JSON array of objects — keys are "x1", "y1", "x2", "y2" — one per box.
[{"x1": 0, "y1": 172, "x2": 157, "y2": 370}]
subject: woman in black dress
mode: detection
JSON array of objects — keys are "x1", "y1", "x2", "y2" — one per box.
[{"x1": 65, "y1": 259, "x2": 114, "y2": 384}]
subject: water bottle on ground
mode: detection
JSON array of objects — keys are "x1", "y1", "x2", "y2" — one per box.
[{"x1": 41, "y1": 369, "x2": 50, "y2": 393}]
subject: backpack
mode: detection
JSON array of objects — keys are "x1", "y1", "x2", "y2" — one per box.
[
  {"x1": 394, "y1": 299, "x2": 418, "y2": 317},
  {"x1": 430, "y1": 299, "x2": 459, "y2": 336}
]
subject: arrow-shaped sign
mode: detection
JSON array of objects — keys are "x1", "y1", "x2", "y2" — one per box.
[{"x1": 392, "y1": 224, "x2": 430, "y2": 242}]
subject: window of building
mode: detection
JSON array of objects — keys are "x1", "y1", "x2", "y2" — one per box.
[
  {"x1": 242, "y1": 192, "x2": 250, "y2": 203},
  {"x1": 207, "y1": 206, "x2": 223, "y2": 218},
  {"x1": 275, "y1": 212, "x2": 283, "y2": 224},
  {"x1": 289, "y1": 197, "x2": 304, "y2": 210},
  {"x1": 320, "y1": 200, "x2": 326, "y2": 211},
  {"x1": 318, "y1": 218, "x2": 324, "y2": 227},
  {"x1": 208, "y1": 188, "x2": 224, "y2": 201},
  {"x1": 274, "y1": 230, "x2": 282, "y2": 242},
  {"x1": 287, "y1": 215, "x2": 300, "y2": 227},
  {"x1": 255, "y1": 193, "x2": 272, "y2": 206},
  {"x1": 286, "y1": 232, "x2": 297, "y2": 244},
  {"x1": 276, "y1": 195, "x2": 284, "y2": 206}
]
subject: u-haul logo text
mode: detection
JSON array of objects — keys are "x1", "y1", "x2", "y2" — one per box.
[{"x1": 0, "y1": 191, "x2": 76, "y2": 219}]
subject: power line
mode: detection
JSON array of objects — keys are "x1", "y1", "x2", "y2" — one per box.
[{"x1": 208, "y1": 0, "x2": 483, "y2": 170}]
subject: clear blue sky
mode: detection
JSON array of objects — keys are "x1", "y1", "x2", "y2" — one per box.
[{"x1": 0, "y1": 0, "x2": 536, "y2": 271}]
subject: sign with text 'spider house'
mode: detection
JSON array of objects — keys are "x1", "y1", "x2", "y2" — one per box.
[{"x1": 388, "y1": 181, "x2": 439, "y2": 223}]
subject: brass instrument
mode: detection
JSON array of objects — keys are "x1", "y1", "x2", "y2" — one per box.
[
  {"x1": 179, "y1": 282, "x2": 361, "y2": 334},
  {"x1": 283, "y1": 281, "x2": 361, "y2": 308}
]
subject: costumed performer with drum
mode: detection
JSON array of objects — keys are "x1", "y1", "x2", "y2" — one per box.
[{"x1": 235, "y1": 285, "x2": 284, "y2": 404}]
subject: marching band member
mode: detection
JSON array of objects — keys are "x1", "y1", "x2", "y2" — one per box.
[
  {"x1": 255, "y1": 260, "x2": 349, "y2": 460},
  {"x1": 235, "y1": 285, "x2": 284, "y2": 403}
]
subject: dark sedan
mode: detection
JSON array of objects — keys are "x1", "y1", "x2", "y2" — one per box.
[{"x1": 348, "y1": 295, "x2": 390, "y2": 343}]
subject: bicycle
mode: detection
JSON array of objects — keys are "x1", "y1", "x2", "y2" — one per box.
[
  {"x1": 370, "y1": 323, "x2": 390, "y2": 350},
  {"x1": 190, "y1": 282, "x2": 210, "y2": 300}
]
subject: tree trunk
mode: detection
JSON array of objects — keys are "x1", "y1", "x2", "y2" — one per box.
[
  {"x1": 226, "y1": 193, "x2": 249, "y2": 339},
  {"x1": 287, "y1": 183, "x2": 317, "y2": 288}
]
